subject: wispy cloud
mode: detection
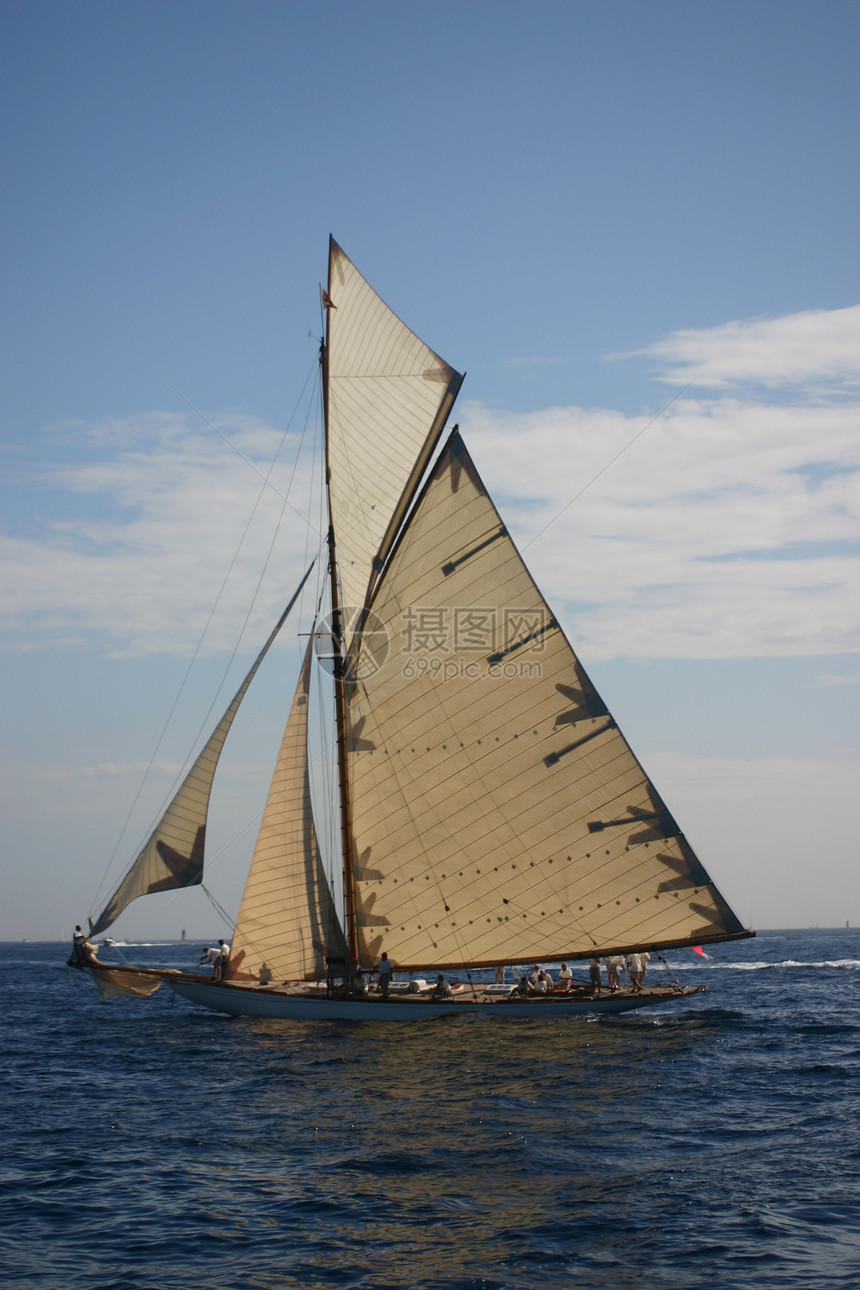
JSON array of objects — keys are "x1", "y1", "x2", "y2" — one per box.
[
  {"x1": 2, "y1": 306, "x2": 858, "y2": 665},
  {"x1": 613, "y1": 304, "x2": 860, "y2": 391},
  {"x1": 500, "y1": 355, "x2": 563, "y2": 371},
  {"x1": 1, "y1": 412, "x2": 325, "y2": 657},
  {"x1": 462, "y1": 305, "x2": 859, "y2": 661}
]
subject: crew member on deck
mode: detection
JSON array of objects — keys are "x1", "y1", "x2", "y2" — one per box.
[
  {"x1": 589, "y1": 956, "x2": 602, "y2": 991},
  {"x1": 376, "y1": 951, "x2": 393, "y2": 999},
  {"x1": 70, "y1": 926, "x2": 99, "y2": 965},
  {"x1": 199, "y1": 946, "x2": 220, "y2": 976},
  {"x1": 606, "y1": 955, "x2": 624, "y2": 991},
  {"x1": 431, "y1": 974, "x2": 453, "y2": 999},
  {"x1": 558, "y1": 962, "x2": 573, "y2": 990}
]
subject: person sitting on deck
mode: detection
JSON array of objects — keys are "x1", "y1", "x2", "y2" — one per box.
[
  {"x1": 431, "y1": 974, "x2": 453, "y2": 999},
  {"x1": 533, "y1": 970, "x2": 549, "y2": 995},
  {"x1": 351, "y1": 968, "x2": 367, "y2": 996},
  {"x1": 557, "y1": 962, "x2": 573, "y2": 991},
  {"x1": 70, "y1": 927, "x2": 99, "y2": 965}
]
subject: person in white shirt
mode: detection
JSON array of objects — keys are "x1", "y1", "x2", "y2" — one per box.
[
  {"x1": 557, "y1": 962, "x2": 573, "y2": 991},
  {"x1": 212, "y1": 939, "x2": 230, "y2": 981},
  {"x1": 606, "y1": 955, "x2": 625, "y2": 990}
]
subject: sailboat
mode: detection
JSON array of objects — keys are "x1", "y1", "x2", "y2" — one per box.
[{"x1": 70, "y1": 238, "x2": 753, "y2": 1019}]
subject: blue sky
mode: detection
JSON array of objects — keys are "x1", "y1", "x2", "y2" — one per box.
[{"x1": 2, "y1": 1, "x2": 858, "y2": 940}]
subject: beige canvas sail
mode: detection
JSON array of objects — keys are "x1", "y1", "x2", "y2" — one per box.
[
  {"x1": 344, "y1": 433, "x2": 746, "y2": 971},
  {"x1": 227, "y1": 639, "x2": 347, "y2": 983},
  {"x1": 325, "y1": 239, "x2": 463, "y2": 630},
  {"x1": 91, "y1": 567, "x2": 313, "y2": 936}
]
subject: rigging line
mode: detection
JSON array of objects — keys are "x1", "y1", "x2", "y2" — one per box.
[
  {"x1": 154, "y1": 702, "x2": 341, "y2": 906},
  {"x1": 163, "y1": 376, "x2": 323, "y2": 540},
  {"x1": 91, "y1": 361, "x2": 319, "y2": 897},
  {"x1": 91, "y1": 377, "x2": 322, "y2": 915},
  {"x1": 297, "y1": 378, "x2": 327, "y2": 661},
  {"x1": 90, "y1": 483, "x2": 319, "y2": 921},
  {"x1": 201, "y1": 884, "x2": 236, "y2": 932},
  {"x1": 518, "y1": 380, "x2": 696, "y2": 556},
  {"x1": 136, "y1": 533, "x2": 323, "y2": 859}
]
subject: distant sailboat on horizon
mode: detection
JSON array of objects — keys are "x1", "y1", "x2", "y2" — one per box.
[{"x1": 70, "y1": 238, "x2": 753, "y2": 1019}]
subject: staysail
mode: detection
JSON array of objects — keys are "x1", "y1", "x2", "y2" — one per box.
[
  {"x1": 325, "y1": 238, "x2": 463, "y2": 631},
  {"x1": 90, "y1": 565, "x2": 314, "y2": 936},
  {"x1": 227, "y1": 638, "x2": 347, "y2": 982},
  {"x1": 344, "y1": 432, "x2": 746, "y2": 970}
]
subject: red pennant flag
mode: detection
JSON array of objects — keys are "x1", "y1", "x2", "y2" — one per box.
[{"x1": 692, "y1": 945, "x2": 711, "y2": 959}]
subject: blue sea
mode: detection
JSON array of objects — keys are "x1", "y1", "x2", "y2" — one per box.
[{"x1": 3, "y1": 930, "x2": 859, "y2": 1289}]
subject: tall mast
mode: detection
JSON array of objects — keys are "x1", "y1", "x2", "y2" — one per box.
[{"x1": 322, "y1": 258, "x2": 359, "y2": 964}]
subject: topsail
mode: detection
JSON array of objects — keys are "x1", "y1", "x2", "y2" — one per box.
[{"x1": 325, "y1": 239, "x2": 463, "y2": 631}]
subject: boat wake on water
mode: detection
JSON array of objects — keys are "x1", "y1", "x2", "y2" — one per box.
[{"x1": 671, "y1": 958, "x2": 860, "y2": 972}]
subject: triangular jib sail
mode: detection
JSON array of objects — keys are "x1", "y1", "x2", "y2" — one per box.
[
  {"x1": 344, "y1": 432, "x2": 746, "y2": 971},
  {"x1": 90, "y1": 565, "x2": 314, "y2": 937},
  {"x1": 227, "y1": 638, "x2": 347, "y2": 983}
]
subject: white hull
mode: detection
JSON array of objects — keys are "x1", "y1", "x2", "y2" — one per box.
[{"x1": 170, "y1": 977, "x2": 704, "y2": 1021}]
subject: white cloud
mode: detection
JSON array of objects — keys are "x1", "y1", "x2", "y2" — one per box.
[
  {"x1": 2, "y1": 306, "x2": 858, "y2": 664},
  {"x1": 615, "y1": 304, "x2": 860, "y2": 391},
  {"x1": 1, "y1": 412, "x2": 326, "y2": 657},
  {"x1": 461, "y1": 383, "x2": 859, "y2": 660}
]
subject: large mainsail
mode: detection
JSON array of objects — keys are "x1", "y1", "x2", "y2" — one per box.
[
  {"x1": 227, "y1": 639, "x2": 347, "y2": 982},
  {"x1": 90, "y1": 566, "x2": 314, "y2": 936},
  {"x1": 325, "y1": 239, "x2": 463, "y2": 631},
  {"x1": 344, "y1": 432, "x2": 746, "y2": 971}
]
